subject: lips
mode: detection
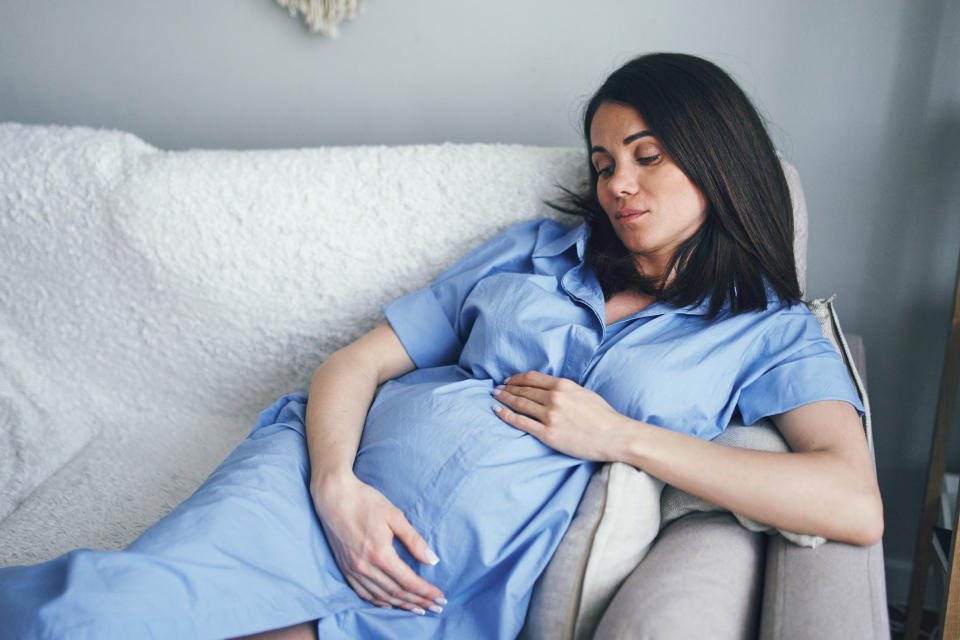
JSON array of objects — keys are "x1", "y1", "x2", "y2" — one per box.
[{"x1": 615, "y1": 208, "x2": 647, "y2": 222}]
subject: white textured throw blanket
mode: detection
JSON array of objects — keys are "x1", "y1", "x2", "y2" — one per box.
[{"x1": 0, "y1": 123, "x2": 580, "y2": 563}]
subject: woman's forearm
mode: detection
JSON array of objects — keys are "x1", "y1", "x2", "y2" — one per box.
[
  {"x1": 304, "y1": 350, "x2": 380, "y2": 492},
  {"x1": 614, "y1": 409, "x2": 884, "y2": 545},
  {"x1": 304, "y1": 324, "x2": 416, "y2": 498}
]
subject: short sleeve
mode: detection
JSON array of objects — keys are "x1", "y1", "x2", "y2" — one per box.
[
  {"x1": 737, "y1": 306, "x2": 865, "y2": 425},
  {"x1": 382, "y1": 219, "x2": 554, "y2": 369}
]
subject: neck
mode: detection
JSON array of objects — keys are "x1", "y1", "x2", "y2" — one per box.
[{"x1": 632, "y1": 253, "x2": 674, "y2": 285}]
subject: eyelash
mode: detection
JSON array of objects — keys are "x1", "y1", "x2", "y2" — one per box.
[{"x1": 596, "y1": 154, "x2": 661, "y2": 176}]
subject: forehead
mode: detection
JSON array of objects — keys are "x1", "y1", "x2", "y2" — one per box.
[{"x1": 589, "y1": 102, "x2": 650, "y2": 146}]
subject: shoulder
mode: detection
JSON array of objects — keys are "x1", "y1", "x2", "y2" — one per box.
[
  {"x1": 756, "y1": 299, "x2": 823, "y2": 343},
  {"x1": 698, "y1": 297, "x2": 829, "y2": 365},
  {"x1": 733, "y1": 298, "x2": 865, "y2": 421},
  {"x1": 735, "y1": 298, "x2": 841, "y2": 370}
]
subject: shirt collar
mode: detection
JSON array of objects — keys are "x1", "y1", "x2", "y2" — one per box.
[
  {"x1": 659, "y1": 297, "x2": 713, "y2": 317},
  {"x1": 532, "y1": 221, "x2": 589, "y2": 261},
  {"x1": 532, "y1": 220, "x2": 729, "y2": 319}
]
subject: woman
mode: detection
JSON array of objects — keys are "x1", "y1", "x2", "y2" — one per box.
[{"x1": 0, "y1": 53, "x2": 882, "y2": 639}]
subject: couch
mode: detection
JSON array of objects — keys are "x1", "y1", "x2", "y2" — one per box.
[{"x1": 0, "y1": 123, "x2": 888, "y2": 638}]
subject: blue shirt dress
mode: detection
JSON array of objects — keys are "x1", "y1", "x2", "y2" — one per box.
[{"x1": 0, "y1": 219, "x2": 863, "y2": 639}]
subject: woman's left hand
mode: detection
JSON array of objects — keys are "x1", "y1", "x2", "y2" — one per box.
[{"x1": 492, "y1": 370, "x2": 630, "y2": 461}]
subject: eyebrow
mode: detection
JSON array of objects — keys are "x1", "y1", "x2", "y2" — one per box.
[{"x1": 590, "y1": 130, "x2": 654, "y2": 155}]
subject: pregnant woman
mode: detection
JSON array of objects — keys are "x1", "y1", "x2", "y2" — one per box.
[{"x1": 0, "y1": 53, "x2": 882, "y2": 640}]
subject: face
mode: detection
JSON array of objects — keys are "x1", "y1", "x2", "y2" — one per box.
[{"x1": 589, "y1": 102, "x2": 708, "y2": 278}]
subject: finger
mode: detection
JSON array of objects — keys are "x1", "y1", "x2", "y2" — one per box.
[
  {"x1": 493, "y1": 404, "x2": 546, "y2": 438},
  {"x1": 391, "y1": 513, "x2": 442, "y2": 570},
  {"x1": 335, "y1": 540, "x2": 432, "y2": 613},
  {"x1": 389, "y1": 515, "x2": 447, "y2": 607},
  {"x1": 347, "y1": 559, "x2": 423, "y2": 612},
  {"x1": 495, "y1": 384, "x2": 551, "y2": 406},
  {"x1": 504, "y1": 370, "x2": 559, "y2": 388},
  {"x1": 362, "y1": 564, "x2": 435, "y2": 615},
  {"x1": 352, "y1": 518, "x2": 444, "y2": 610},
  {"x1": 343, "y1": 573, "x2": 393, "y2": 609},
  {"x1": 493, "y1": 388, "x2": 547, "y2": 420},
  {"x1": 371, "y1": 548, "x2": 446, "y2": 611}
]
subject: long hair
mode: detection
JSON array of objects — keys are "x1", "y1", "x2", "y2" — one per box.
[{"x1": 552, "y1": 53, "x2": 801, "y2": 318}]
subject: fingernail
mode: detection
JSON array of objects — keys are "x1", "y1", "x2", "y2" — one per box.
[
  {"x1": 424, "y1": 547, "x2": 440, "y2": 565},
  {"x1": 495, "y1": 384, "x2": 505, "y2": 390},
  {"x1": 411, "y1": 606, "x2": 426, "y2": 616},
  {"x1": 492, "y1": 405, "x2": 502, "y2": 413},
  {"x1": 434, "y1": 597, "x2": 447, "y2": 605},
  {"x1": 379, "y1": 603, "x2": 393, "y2": 609},
  {"x1": 491, "y1": 388, "x2": 501, "y2": 397},
  {"x1": 428, "y1": 604, "x2": 443, "y2": 614}
]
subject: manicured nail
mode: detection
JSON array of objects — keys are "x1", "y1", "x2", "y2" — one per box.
[
  {"x1": 424, "y1": 547, "x2": 440, "y2": 565},
  {"x1": 411, "y1": 606, "x2": 426, "y2": 616},
  {"x1": 491, "y1": 388, "x2": 501, "y2": 397},
  {"x1": 492, "y1": 405, "x2": 503, "y2": 413},
  {"x1": 428, "y1": 604, "x2": 443, "y2": 614},
  {"x1": 434, "y1": 596, "x2": 447, "y2": 605}
]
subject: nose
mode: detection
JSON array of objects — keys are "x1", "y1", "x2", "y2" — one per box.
[{"x1": 606, "y1": 164, "x2": 639, "y2": 199}]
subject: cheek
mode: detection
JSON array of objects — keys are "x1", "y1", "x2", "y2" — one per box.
[
  {"x1": 671, "y1": 175, "x2": 707, "y2": 220},
  {"x1": 596, "y1": 185, "x2": 615, "y2": 216},
  {"x1": 687, "y1": 191, "x2": 708, "y2": 222}
]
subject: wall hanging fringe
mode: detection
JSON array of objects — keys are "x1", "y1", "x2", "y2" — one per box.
[{"x1": 274, "y1": 0, "x2": 360, "y2": 37}]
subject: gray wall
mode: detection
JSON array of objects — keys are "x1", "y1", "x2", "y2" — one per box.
[{"x1": 2, "y1": 0, "x2": 959, "y2": 605}]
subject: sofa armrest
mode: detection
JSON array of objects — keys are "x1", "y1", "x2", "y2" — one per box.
[
  {"x1": 758, "y1": 330, "x2": 888, "y2": 639},
  {"x1": 759, "y1": 536, "x2": 889, "y2": 639},
  {"x1": 845, "y1": 333, "x2": 867, "y2": 394}
]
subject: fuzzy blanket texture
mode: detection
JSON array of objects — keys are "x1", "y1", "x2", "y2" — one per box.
[{"x1": 0, "y1": 123, "x2": 582, "y2": 564}]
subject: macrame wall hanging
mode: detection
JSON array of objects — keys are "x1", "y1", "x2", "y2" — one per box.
[{"x1": 274, "y1": 0, "x2": 361, "y2": 37}]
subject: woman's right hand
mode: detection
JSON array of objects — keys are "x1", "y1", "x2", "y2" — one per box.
[{"x1": 311, "y1": 473, "x2": 447, "y2": 615}]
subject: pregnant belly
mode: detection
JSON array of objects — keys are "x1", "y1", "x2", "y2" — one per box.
[{"x1": 354, "y1": 365, "x2": 593, "y2": 586}]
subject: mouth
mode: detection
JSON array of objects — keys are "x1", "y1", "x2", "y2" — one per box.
[{"x1": 615, "y1": 209, "x2": 647, "y2": 222}]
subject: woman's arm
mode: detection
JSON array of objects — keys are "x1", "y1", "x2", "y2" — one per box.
[
  {"x1": 492, "y1": 372, "x2": 884, "y2": 546},
  {"x1": 305, "y1": 324, "x2": 447, "y2": 615},
  {"x1": 620, "y1": 400, "x2": 883, "y2": 545}
]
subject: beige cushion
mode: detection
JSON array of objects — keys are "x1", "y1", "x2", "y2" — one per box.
[
  {"x1": 519, "y1": 464, "x2": 663, "y2": 640},
  {"x1": 520, "y1": 297, "x2": 871, "y2": 640}
]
